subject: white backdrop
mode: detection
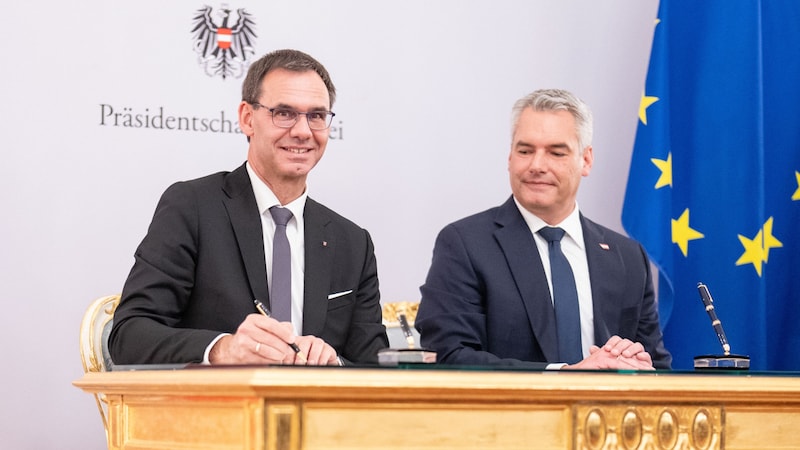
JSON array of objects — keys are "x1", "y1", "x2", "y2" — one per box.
[{"x1": 0, "y1": 1, "x2": 657, "y2": 447}]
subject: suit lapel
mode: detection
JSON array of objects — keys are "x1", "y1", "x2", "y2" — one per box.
[
  {"x1": 581, "y1": 215, "x2": 615, "y2": 345},
  {"x1": 494, "y1": 197, "x2": 560, "y2": 361},
  {"x1": 222, "y1": 163, "x2": 269, "y2": 303},
  {"x1": 302, "y1": 198, "x2": 333, "y2": 335}
]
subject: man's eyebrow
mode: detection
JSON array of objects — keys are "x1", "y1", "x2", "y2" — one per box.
[
  {"x1": 273, "y1": 102, "x2": 330, "y2": 112},
  {"x1": 513, "y1": 141, "x2": 571, "y2": 150}
]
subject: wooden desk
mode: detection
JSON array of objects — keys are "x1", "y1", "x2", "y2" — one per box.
[{"x1": 74, "y1": 367, "x2": 800, "y2": 450}]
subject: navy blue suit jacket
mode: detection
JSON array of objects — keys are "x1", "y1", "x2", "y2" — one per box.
[
  {"x1": 109, "y1": 163, "x2": 388, "y2": 365},
  {"x1": 416, "y1": 196, "x2": 672, "y2": 369}
]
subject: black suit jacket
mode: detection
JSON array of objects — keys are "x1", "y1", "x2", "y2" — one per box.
[
  {"x1": 415, "y1": 196, "x2": 672, "y2": 369},
  {"x1": 109, "y1": 163, "x2": 388, "y2": 365}
]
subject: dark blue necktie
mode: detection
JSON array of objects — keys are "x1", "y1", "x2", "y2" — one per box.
[
  {"x1": 538, "y1": 226, "x2": 583, "y2": 364},
  {"x1": 269, "y1": 206, "x2": 293, "y2": 322}
]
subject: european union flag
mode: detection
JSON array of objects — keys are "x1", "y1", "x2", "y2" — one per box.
[{"x1": 622, "y1": 0, "x2": 800, "y2": 370}]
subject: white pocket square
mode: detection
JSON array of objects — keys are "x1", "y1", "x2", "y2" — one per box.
[{"x1": 327, "y1": 290, "x2": 353, "y2": 300}]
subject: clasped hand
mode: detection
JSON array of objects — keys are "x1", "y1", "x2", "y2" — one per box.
[
  {"x1": 564, "y1": 335, "x2": 654, "y2": 370},
  {"x1": 209, "y1": 313, "x2": 339, "y2": 365}
]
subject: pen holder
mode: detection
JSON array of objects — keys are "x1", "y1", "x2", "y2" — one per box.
[
  {"x1": 693, "y1": 354, "x2": 750, "y2": 371},
  {"x1": 378, "y1": 348, "x2": 437, "y2": 366}
]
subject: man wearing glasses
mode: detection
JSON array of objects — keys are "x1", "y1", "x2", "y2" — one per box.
[{"x1": 110, "y1": 49, "x2": 388, "y2": 367}]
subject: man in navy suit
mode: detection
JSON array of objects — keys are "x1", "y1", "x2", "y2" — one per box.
[
  {"x1": 110, "y1": 49, "x2": 388, "y2": 366},
  {"x1": 416, "y1": 89, "x2": 671, "y2": 370}
]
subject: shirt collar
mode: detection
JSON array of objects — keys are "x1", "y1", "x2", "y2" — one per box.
[
  {"x1": 246, "y1": 162, "x2": 307, "y2": 220},
  {"x1": 512, "y1": 197, "x2": 585, "y2": 251}
]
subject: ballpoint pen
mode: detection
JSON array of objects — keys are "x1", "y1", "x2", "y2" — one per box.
[
  {"x1": 397, "y1": 311, "x2": 416, "y2": 349},
  {"x1": 253, "y1": 299, "x2": 308, "y2": 363},
  {"x1": 696, "y1": 282, "x2": 731, "y2": 355}
]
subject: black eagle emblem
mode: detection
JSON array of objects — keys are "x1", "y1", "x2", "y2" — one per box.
[{"x1": 191, "y1": 5, "x2": 257, "y2": 80}]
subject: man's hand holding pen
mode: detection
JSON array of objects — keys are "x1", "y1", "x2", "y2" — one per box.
[{"x1": 208, "y1": 311, "x2": 340, "y2": 366}]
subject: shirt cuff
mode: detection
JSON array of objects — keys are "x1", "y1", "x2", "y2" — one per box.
[{"x1": 203, "y1": 333, "x2": 231, "y2": 365}]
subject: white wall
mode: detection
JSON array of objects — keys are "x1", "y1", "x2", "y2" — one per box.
[{"x1": 0, "y1": 1, "x2": 657, "y2": 447}]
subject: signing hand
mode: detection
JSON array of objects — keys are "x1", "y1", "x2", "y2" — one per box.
[{"x1": 209, "y1": 313, "x2": 321, "y2": 365}]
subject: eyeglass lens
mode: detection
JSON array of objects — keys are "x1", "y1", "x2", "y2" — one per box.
[{"x1": 271, "y1": 108, "x2": 333, "y2": 130}]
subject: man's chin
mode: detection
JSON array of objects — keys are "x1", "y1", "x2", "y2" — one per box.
[
  {"x1": 283, "y1": 162, "x2": 317, "y2": 177},
  {"x1": 517, "y1": 196, "x2": 555, "y2": 214}
]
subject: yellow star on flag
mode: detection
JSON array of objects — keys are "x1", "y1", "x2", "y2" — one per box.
[
  {"x1": 761, "y1": 217, "x2": 783, "y2": 263},
  {"x1": 639, "y1": 92, "x2": 659, "y2": 125},
  {"x1": 736, "y1": 229, "x2": 765, "y2": 276},
  {"x1": 651, "y1": 152, "x2": 673, "y2": 189},
  {"x1": 671, "y1": 208, "x2": 705, "y2": 257},
  {"x1": 736, "y1": 218, "x2": 783, "y2": 276},
  {"x1": 792, "y1": 171, "x2": 800, "y2": 201}
]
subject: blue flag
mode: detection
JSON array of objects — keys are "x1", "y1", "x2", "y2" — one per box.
[{"x1": 622, "y1": 0, "x2": 800, "y2": 370}]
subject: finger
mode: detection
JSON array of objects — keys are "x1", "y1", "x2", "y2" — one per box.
[
  {"x1": 293, "y1": 336, "x2": 337, "y2": 366},
  {"x1": 615, "y1": 355, "x2": 654, "y2": 370},
  {"x1": 620, "y1": 342, "x2": 645, "y2": 358},
  {"x1": 634, "y1": 350, "x2": 653, "y2": 365},
  {"x1": 246, "y1": 318, "x2": 303, "y2": 360},
  {"x1": 303, "y1": 337, "x2": 327, "y2": 365},
  {"x1": 609, "y1": 338, "x2": 636, "y2": 356},
  {"x1": 249, "y1": 314, "x2": 298, "y2": 344},
  {"x1": 602, "y1": 335, "x2": 622, "y2": 351},
  {"x1": 280, "y1": 342, "x2": 306, "y2": 365},
  {"x1": 242, "y1": 328, "x2": 292, "y2": 362},
  {"x1": 277, "y1": 322, "x2": 303, "y2": 361}
]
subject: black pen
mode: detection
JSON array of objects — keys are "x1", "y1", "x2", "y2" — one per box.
[
  {"x1": 253, "y1": 299, "x2": 308, "y2": 363},
  {"x1": 696, "y1": 282, "x2": 731, "y2": 355},
  {"x1": 397, "y1": 312, "x2": 416, "y2": 349}
]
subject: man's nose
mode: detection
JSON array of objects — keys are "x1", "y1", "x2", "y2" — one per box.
[
  {"x1": 528, "y1": 152, "x2": 547, "y2": 172},
  {"x1": 289, "y1": 114, "x2": 313, "y2": 137}
]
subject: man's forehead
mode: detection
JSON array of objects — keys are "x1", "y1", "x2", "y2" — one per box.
[
  {"x1": 514, "y1": 110, "x2": 578, "y2": 142},
  {"x1": 259, "y1": 69, "x2": 330, "y2": 107}
]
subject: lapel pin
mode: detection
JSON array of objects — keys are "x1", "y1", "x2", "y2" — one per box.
[
  {"x1": 322, "y1": 241, "x2": 328, "y2": 247},
  {"x1": 599, "y1": 243, "x2": 610, "y2": 250}
]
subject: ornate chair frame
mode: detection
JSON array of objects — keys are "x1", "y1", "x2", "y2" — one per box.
[{"x1": 79, "y1": 294, "x2": 121, "y2": 443}]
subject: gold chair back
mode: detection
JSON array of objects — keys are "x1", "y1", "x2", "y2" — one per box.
[{"x1": 79, "y1": 294, "x2": 120, "y2": 444}]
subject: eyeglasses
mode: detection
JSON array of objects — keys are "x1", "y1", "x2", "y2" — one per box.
[{"x1": 250, "y1": 102, "x2": 335, "y2": 130}]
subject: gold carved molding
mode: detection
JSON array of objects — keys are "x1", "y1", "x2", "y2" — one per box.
[
  {"x1": 78, "y1": 293, "x2": 121, "y2": 447},
  {"x1": 80, "y1": 294, "x2": 121, "y2": 374},
  {"x1": 574, "y1": 404, "x2": 722, "y2": 450}
]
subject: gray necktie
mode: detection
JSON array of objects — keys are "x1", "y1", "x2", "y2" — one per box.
[
  {"x1": 269, "y1": 206, "x2": 293, "y2": 322},
  {"x1": 538, "y1": 226, "x2": 583, "y2": 364}
]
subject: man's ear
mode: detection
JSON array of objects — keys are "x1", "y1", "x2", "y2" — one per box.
[
  {"x1": 238, "y1": 101, "x2": 255, "y2": 137},
  {"x1": 581, "y1": 145, "x2": 594, "y2": 177}
]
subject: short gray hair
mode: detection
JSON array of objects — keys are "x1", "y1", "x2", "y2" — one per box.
[{"x1": 510, "y1": 89, "x2": 593, "y2": 152}]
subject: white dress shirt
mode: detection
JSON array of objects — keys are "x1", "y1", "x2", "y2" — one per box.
[
  {"x1": 513, "y1": 198, "x2": 595, "y2": 361},
  {"x1": 202, "y1": 164, "x2": 310, "y2": 363},
  {"x1": 247, "y1": 162, "x2": 307, "y2": 336}
]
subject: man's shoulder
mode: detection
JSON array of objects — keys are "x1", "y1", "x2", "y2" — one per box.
[
  {"x1": 445, "y1": 197, "x2": 518, "y2": 232},
  {"x1": 162, "y1": 164, "x2": 246, "y2": 196},
  {"x1": 305, "y1": 198, "x2": 366, "y2": 232},
  {"x1": 448, "y1": 205, "x2": 502, "y2": 229},
  {"x1": 433, "y1": 202, "x2": 514, "y2": 246},
  {"x1": 172, "y1": 170, "x2": 230, "y2": 187}
]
